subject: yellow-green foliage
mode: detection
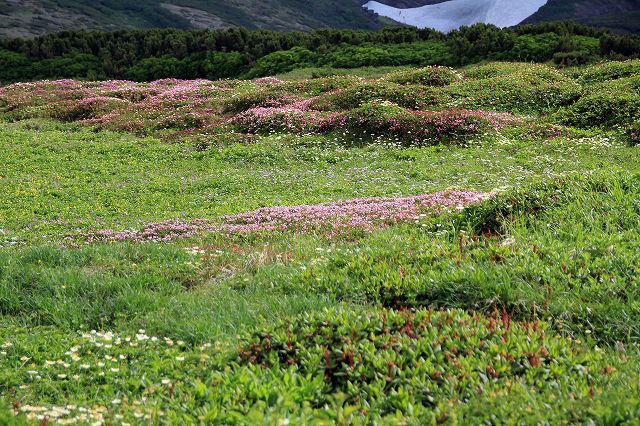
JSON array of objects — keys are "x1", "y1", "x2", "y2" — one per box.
[
  {"x1": 577, "y1": 59, "x2": 640, "y2": 85},
  {"x1": 381, "y1": 66, "x2": 462, "y2": 87}
]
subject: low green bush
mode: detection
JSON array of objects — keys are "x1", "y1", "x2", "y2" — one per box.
[
  {"x1": 222, "y1": 85, "x2": 294, "y2": 113},
  {"x1": 577, "y1": 59, "x2": 640, "y2": 85},
  {"x1": 49, "y1": 97, "x2": 133, "y2": 122},
  {"x1": 445, "y1": 70, "x2": 582, "y2": 114},
  {"x1": 559, "y1": 76, "x2": 640, "y2": 127},
  {"x1": 462, "y1": 62, "x2": 563, "y2": 81},
  {"x1": 381, "y1": 66, "x2": 462, "y2": 87},
  {"x1": 342, "y1": 101, "x2": 513, "y2": 146},
  {"x1": 310, "y1": 81, "x2": 441, "y2": 111},
  {"x1": 281, "y1": 75, "x2": 362, "y2": 97}
]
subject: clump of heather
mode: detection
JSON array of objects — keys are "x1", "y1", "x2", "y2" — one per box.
[
  {"x1": 504, "y1": 121, "x2": 577, "y2": 142},
  {"x1": 230, "y1": 99, "x2": 517, "y2": 144},
  {"x1": 87, "y1": 219, "x2": 217, "y2": 243},
  {"x1": 51, "y1": 96, "x2": 133, "y2": 121},
  {"x1": 228, "y1": 97, "x2": 338, "y2": 134},
  {"x1": 222, "y1": 87, "x2": 302, "y2": 113},
  {"x1": 309, "y1": 81, "x2": 431, "y2": 111},
  {"x1": 342, "y1": 102, "x2": 517, "y2": 146},
  {"x1": 222, "y1": 189, "x2": 492, "y2": 235},
  {"x1": 86, "y1": 190, "x2": 492, "y2": 242},
  {"x1": 0, "y1": 79, "x2": 227, "y2": 136},
  {"x1": 462, "y1": 62, "x2": 565, "y2": 81}
]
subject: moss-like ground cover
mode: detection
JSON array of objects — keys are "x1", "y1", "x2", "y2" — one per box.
[{"x1": 1, "y1": 61, "x2": 640, "y2": 424}]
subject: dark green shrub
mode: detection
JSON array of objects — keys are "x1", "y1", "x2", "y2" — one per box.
[
  {"x1": 0, "y1": 50, "x2": 31, "y2": 82},
  {"x1": 244, "y1": 47, "x2": 317, "y2": 78},
  {"x1": 320, "y1": 41, "x2": 454, "y2": 69},
  {"x1": 552, "y1": 35, "x2": 600, "y2": 66},
  {"x1": 126, "y1": 56, "x2": 186, "y2": 82},
  {"x1": 553, "y1": 50, "x2": 597, "y2": 67},
  {"x1": 203, "y1": 51, "x2": 250, "y2": 80},
  {"x1": 508, "y1": 33, "x2": 561, "y2": 62},
  {"x1": 310, "y1": 81, "x2": 442, "y2": 111}
]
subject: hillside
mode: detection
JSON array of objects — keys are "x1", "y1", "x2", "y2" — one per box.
[
  {"x1": 0, "y1": 0, "x2": 385, "y2": 38},
  {"x1": 525, "y1": 0, "x2": 640, "y2": 34},
  {"x1": 1, "y1": 0, "x2": 639, "y2": 38},
  {"x1": 1, "y1": 59, "x2": 640, "y2": 423}
]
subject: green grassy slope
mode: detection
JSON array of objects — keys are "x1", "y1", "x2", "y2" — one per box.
[{"x1": 1, "y1": 61, "x2": 640, "y2": 423}]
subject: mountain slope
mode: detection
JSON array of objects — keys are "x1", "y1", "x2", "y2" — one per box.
[
  {"x1": 524, "y1": 0, "x2": 640, "y2": 34},
  {"x1": 0, "y1": 0, "x2": 638, "y2": 37},
  {"x1": 0, "y1": 0, "x2": 385, "y2": 38}
]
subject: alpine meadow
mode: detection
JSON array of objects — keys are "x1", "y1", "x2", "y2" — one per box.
[{"x1": 1, "y1": 11, "x2": 640, "y2": 426}]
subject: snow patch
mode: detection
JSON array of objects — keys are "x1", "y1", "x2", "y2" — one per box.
[{"x1": 364, "y1": 0, "x2": 548, "y2": 32}]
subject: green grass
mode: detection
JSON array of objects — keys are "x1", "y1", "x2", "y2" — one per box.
[
  {"x1": 2, "y1": 120, "x2": 636, "y2": 246},
  {"x1": 2, "y1": 61, "x2": 640, "y2": 423}
]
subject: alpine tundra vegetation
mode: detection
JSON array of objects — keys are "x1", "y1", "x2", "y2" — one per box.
[{"x1": 2, "y1": 55, "x2": 640, "y2": 424}]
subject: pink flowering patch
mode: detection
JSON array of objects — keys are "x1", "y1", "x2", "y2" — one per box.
[
  {"x1": 0, "y1": 77, "x2": 522, "y2": 145},
  {"x1": 339, "y1": 104, "x2": 519, "y2": 145},
  {"x1": 88, "y1": 219, "x2": 216, "y2": 243},
  {"x1": 0, "y1": 78, "x2": 227, "y2": 135},
  {"x1": 229, "y1": 98, "x2": 518, "y2": 144},
  {"x1": 229, "y1": 97, "x2": 337, "y2": 134},
  {"x1": 86, "y1": 190, "x2": 493, "y2": 242},
  {"x1": 222, "y1": 190, "x2": 492, "y2": 234}
]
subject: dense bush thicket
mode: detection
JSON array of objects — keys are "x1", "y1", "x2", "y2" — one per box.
[{"x1": 0, "y1": 22, "x2": 639, "y2": 83}]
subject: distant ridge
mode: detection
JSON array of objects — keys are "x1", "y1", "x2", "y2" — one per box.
[
  {"x1": 524, "y1": 0, "x2": 640, "y2": 34},
  {"x1": 0, "y1": 0, "x2": 638, "y2": 38}
]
